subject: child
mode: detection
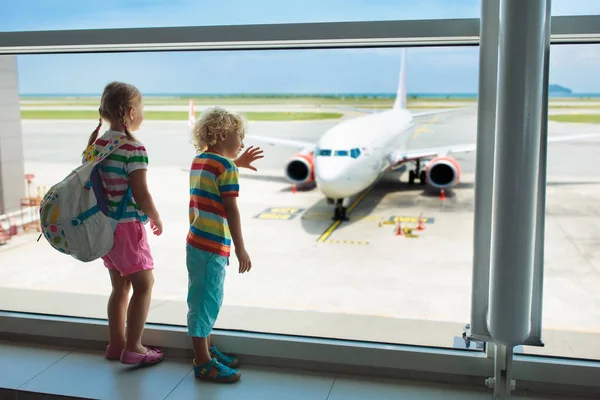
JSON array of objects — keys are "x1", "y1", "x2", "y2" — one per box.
[
  {"x1": 187, "y1": 107, "x2": 263, "y2": 383},
  {"x1": 85, "y1": 81, "x2": 164, "y2": 365}
]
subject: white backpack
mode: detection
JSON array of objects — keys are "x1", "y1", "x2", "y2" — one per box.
[{"x1": 39, "y1": 135, "x2": 131, "y2": 262}]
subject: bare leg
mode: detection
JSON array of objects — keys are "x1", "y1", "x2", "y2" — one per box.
[
  {"x1": 192, "y1": 336, "x2": 212, "y2": 365},
  {"x1": 107, "y1": 269, "x2": 131, "y2": 350},
  {"x1": 124, "y1": 269, "x2": 154, "y2": 354}
]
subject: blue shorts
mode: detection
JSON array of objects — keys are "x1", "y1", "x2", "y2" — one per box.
[{"x1": 186, "y1": 244, "x2": 229, "y2": 338}]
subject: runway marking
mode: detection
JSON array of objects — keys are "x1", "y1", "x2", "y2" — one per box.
[
  {"x1": 388, "y1": 216, "x2": 435, "y2": 224},
  {"x1": 254, "y1": 207, "x2": 304, "y2": 220},
  {"x1": 324, "y1": 240, "x2": 369, "y2": 245},
  {"x1": 317, "y1": 189, "x2": 372, "y2": 243},
  {"x1": 412, "y1": 115, "x2": 438, "y2": 140}
]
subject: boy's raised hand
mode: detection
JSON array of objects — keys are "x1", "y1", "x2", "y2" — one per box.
[{"x1": 234, "y1": 146, "x2": 264, "y2": 171}]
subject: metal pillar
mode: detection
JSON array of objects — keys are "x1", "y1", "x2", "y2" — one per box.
[
  {"x1": 525, "y1": 0, "x2": 552, "y2": 348},
  {"x1": 470, "y1": 0, "x2": 500, "y2": 342},
  {"x1": 487, "y1": 0, "x2": 548, "y2": 347}
]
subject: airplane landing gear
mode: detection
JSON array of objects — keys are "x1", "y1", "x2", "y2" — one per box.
[
  {"x1": 333, "y1": 199, "x2": 349, "y2": 221},
  {"x1": 408, "y1": 160, "x2": 427, "y2": 185}
]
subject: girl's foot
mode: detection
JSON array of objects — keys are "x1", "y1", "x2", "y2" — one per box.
[
  {"x1": 120, "y1": 346, "x2": 164, "y2": 365},
  {"x1": 194, "y1": 358, "x2": 241, "y2": 383},
  {"x1": 210, "y1": 345, "x2": 240, "y2": 368},
  {"x1": 105, "y1": 345, "x2": 123, "y2": 361}
]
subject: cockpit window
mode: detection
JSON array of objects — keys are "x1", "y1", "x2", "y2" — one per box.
[
  {"x1": 318, "y1": 148, "x2": 361, "y2": 158},
  {"x1": 350, "y1": 148, "x2": 361, "y2": 158}
]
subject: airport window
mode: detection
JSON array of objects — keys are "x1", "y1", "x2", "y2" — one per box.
[
  {"x1": 514, "y1": 43, "x2": 600, "y2": 362},
  {"x1": 0, "y1": 1, "x2": 484, "y2": 32},
  {"x1": 1, "y1": 46, "x2": 481, "y2": 351},
  {"x1": 2, "y1": 41, "x2": 600, "y2": 362}
]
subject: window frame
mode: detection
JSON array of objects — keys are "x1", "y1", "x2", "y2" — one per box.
[{"x1": 2, "y1": 14, "x2": 600, "y2": 397}]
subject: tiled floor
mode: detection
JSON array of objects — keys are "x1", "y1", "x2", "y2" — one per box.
[{"x1": 0, "y1": 340, "x2": 593, "y2": 400}]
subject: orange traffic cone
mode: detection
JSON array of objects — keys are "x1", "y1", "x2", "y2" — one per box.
[
  {"x1": 439, "y1": 189, "x2": 446, "y2": 201},
  {"x1": 292, "y1": 184, "x2": 297, "y2": 194},
  {"x1": 395, "y1": 222, "x2": 403, "y2": 236},
  {"x1": 417, "y1": 214, "x2": 425, "y2": 231}
]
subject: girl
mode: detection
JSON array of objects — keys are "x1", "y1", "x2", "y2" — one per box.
[{"x1": 85, "y1": 81, "x2": 163, "y2": 365}]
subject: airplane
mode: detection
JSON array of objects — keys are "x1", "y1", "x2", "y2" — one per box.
[{"x1": 188, "y1": 49, "x2": 600, "y2": 221}]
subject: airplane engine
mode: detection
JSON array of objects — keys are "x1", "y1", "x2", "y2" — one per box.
[
  {"x1": 425, "y1": 156, "x2": 461, "y2": 189},
  {"x1": 284, "y1": 152, "x2": 314, "y2": 184}
]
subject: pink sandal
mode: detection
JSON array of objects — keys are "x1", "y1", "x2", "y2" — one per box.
[
  {"x1": 105, "y1": 345, "x2": 122, "y2": 361},
  {"x1": 120, "y1": 346, "x2": 164, "y2": 365}
]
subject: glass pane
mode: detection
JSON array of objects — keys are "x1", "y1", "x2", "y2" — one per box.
[
  {"x1": 552, "y1": 0, "x2": 600, "y2": 16},
  {"x1": 1, "y1": 46, "x2": 480, "y2": 351},
  {"x1": 0, "y1": 0, "x2": 481, "y2": 32},
  {"x1": 516, "y1": 43, "x2": 600, "y2": 361},
  {"x1": 334, "y1": 150, "x2": 349, "y2": 156}
]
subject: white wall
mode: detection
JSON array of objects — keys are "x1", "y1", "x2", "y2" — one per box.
[{"x1": 0, "y1": 56, "x2": 25, "y2": 213}]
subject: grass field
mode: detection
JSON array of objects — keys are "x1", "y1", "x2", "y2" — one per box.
[
  {"x1": 548, "y1": 114, "x2": 600, "y2": 123},
  {"x1": 19, "y1": 96, "x2": 600, "y2": 109},
  {"x1": 20, "y1": 96, "x2": 475, "y2": 107},
  {"x1": 20, "y1": 110, "x2": 344, "y2": 121}
]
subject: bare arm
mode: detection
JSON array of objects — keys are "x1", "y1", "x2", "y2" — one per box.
[
  {"x1": 129, "y1": 169, "x2": 160, "y2": 222},
  {"x1": 223, "y1": 196, "x2": 251, "y2": 273},
  {"x1": 223, "y1": 196, "x2": 245, "y2": 252}
]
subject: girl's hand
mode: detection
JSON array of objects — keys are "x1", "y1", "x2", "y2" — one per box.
[
  {"x1": 150, "y1": 218, "x2": 163, "y2": 236},
  {"x1": 234, "y1": 146, "x2": 264, "y2": 171}
]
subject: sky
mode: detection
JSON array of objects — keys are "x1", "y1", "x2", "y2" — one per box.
[{"x1": 3, "y1": 0, "x2": 600, "y2": 95}]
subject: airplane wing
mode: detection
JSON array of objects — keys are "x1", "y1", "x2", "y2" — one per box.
[
  {"x1": 336, "y1": 105, "x2": 471, "y2": 117},
  {"x1": 246, "y1": 134, "x2": 315, "y2": 151},
  {"x1": 411, "y1": 107, "x2": 473, "y2": 118},
  {"x1": 391, "y1": 132, "x2": 600, "y2": 165}
]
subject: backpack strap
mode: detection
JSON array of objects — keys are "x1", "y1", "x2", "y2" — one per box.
[
  {"x1": 90, "y1": 135, "x2": 130, "y2": 166},
  {"x1": 113, "y1": 187, "x2": 132, "y2": 220}
]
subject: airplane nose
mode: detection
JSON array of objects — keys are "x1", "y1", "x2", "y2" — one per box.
[{"x1": 315, "y1": 167, "x2": 363, "y2": 198}]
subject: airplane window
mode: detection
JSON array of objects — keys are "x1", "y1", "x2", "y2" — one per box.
[
  {"x1": 350, "y1": 148, "x2": 361, "y2": 158},
  {"x1": 318, "y1": 149, "x2": 332, "y2": 156},
  {"x1": 335, "y1": 150, "x2": 349, "y2": 156}
]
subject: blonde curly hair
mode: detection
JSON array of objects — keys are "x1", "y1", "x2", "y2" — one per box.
[{"x1": 192, "y1": 106, "x2": 246, "y2": 153}]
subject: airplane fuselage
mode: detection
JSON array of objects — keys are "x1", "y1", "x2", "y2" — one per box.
[{"x1": 313, "y1": 108, "x2": 415, "y2": 201}]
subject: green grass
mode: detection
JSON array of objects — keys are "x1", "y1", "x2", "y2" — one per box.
[
  {"x1": 20, "y1": 110, "x2": 343, "y2": 121},
  {"x1": 548, "y1": 114, "x2": 600, "y2": 124}
]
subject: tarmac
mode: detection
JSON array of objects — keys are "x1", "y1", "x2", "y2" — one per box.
[{"x1": 1, "y1": 104, "x2": 600, "y2": 360}]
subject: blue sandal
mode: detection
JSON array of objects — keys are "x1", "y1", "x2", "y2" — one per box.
[
  {"x1": 210, "y1": 345, "x2": 240, "y2": 368},
  {"x1": 194, "y1": 358, "x2": 241, "y2": 383}
]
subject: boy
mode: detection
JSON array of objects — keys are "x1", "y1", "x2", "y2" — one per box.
[{"x1": 186, "y1": 107, "x2": 262, "y2": 383}]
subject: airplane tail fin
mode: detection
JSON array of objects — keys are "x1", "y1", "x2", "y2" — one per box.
[
  {"x1": 188, "y1": 99, "x2": 195, "y2": 128},
  {"x1": 393, "y1": 49, "x2": 407, "y2": 110}
]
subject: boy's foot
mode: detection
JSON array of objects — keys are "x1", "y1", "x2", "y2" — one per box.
[
  {"x1": 120, "y1": 346, "x2": 164, "y2": 366},
  {"x1": 194, "y1": 358, "x2": 241, "y2": 383},
  {"x1": 210, "y1": 345, "x2": 240, "y2": 368}
]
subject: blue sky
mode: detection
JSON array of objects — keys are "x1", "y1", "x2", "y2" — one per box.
[{"x1": 5, "y1": 0, "x2": 600, "y2": 94}]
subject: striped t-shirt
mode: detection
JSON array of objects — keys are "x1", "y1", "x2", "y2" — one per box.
[
  {"x1": 186, "y1": 152, "x2": 240, "y2": 257},
  {"x1": 93, "y1": 131, "x2": 149, "y2": 224}
]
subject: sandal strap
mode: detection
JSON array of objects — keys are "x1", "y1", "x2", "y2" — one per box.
[
  {"x1": 196, "y1": 358, "x2": 218, "y2": 376},
  {"x1": 210, "y1": 346, "x2": 236, "y2": 364},
  {"x1": 213, "y1": 361, "x2": 238, "y2": 378}
]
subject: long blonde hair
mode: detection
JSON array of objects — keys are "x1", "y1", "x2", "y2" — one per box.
[
  {"x1": 192, "y1": 106, "x2": 246, "y2": 153},
  {"x1": 86, "y1": 81, "x2": 141, "y2": 149}
]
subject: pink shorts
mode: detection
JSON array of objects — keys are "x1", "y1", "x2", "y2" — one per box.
[{"x1": 102, "y1": 221, "x2": 154, "y2": 277}]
